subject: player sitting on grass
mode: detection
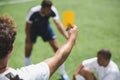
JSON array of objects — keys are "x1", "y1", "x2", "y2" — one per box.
[{"x1": 73, "y1": 48, "x2": 120, "y2": 80}]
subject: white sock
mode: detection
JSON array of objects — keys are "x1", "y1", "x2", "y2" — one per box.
[
  {"x1": 75, "y1": 75, "x2": 85, "y2": 80},
  {"x1": 59, "y1": 64, "x2": 66, "y2": 75},
  {"x1": 24, "y1": 57, "x2": 31, "y2": 66},
  {"x1": 59, "y1": 64, "x2": 69, "y2": 80},
  {"x1": 59, "y1": 64, "x2": 70, "y2": 80}
]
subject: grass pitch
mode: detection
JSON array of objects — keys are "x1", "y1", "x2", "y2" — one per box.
[{"x1": 0, "y1": 0, "x2": 120, "y2": 79}]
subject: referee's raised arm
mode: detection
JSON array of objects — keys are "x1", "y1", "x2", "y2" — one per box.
[{"x1": 44, "y1": 25, "x2": 79, "y2": 77}]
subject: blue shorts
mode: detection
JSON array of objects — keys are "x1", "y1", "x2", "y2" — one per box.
[{"x1": 30, "y1": 25, "x2": 56, "y2": 43}]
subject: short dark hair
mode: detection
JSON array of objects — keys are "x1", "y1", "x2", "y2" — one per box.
[
  {"x1": 41, "y1": 0, "x2": 52, "y2": 8},
  {"x1": 97, "y1": 48, "x2": 111, "y2": 60},
  {"x1": 0, "y1": 14, "x2": 16, "y2": 59}
]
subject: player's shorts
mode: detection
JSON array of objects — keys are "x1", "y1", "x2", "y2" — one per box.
[{"x1": 30, "y1": 24, "x2": 56, "y2": 43}]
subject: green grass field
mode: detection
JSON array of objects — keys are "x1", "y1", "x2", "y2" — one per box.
[{"x1": 0, "y1": 0, "x2": 120, "y2": 79}]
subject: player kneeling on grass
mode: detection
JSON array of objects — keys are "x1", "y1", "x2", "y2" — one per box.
[
  {"x1": 73, "y1": 48, "x2": 120, "y2": 80},
  {"x1": 0, "y1": 14, "x2": 78, "y2": 80}
]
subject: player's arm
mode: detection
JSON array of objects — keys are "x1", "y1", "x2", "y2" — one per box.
[
  {"x1": 25, "y1": 7, "x2": 34, "y2": 42},
  {"x1": 73, "y1": 64, "x2": 84, "y2": 80},
  {"x1": 74, "y1": 58, "x2": 98, "y2": 80},
  {"x1": 44, "y1": 26, "x2": 78, "y2": 77},
  {"x1": 53, "y1": 19, "x2": 69, "y2": 39},
  {"x1": 51, "y1": 6, "x2": 69, "y2": 39},
  {"x1": 25, "y1": 22, "x2": 32, "y2": 42}
]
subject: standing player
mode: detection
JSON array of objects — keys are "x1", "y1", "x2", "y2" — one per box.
[
  {"x1": 25, "y1": 0, "x2": 69, "y2": 79},
  {"x1": 73, "y1": 48, "x2": 120, "y2": 80}
]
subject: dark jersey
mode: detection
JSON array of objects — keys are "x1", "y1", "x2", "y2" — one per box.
[{"x1": 26, "y1": 5, "x2": 59, "y2": 32}]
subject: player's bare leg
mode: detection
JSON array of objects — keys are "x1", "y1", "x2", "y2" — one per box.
[
  {"x1": 49, "y1": 39, "x2": 70, "y2": 80},
  {"x1": 79, "y1": 67, "x2": 97, "y2": 80},
  {"x1": 24, "y1": 39, "x2": 33, "y2": 66}
]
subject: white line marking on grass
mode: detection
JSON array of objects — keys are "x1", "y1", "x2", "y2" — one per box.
[{"x1": 0, "y1": 0, "x2": 35, "y2": 6}]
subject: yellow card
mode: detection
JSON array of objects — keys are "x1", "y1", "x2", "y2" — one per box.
[{"x1": 62, "y1": 11, "x2": 74, "y2": 28}]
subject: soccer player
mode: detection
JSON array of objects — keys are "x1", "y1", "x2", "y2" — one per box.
[
  {"x1": 0, "y1": 14, "x2": 78, "y2": 80},
  {"x1": 73, "y1": 48, "x2": 120, "y2": 80},
  {"x1": 25, "y1": 0, "x2": 69, "y2": 79}
]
